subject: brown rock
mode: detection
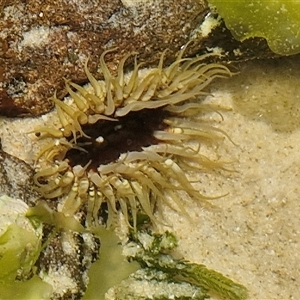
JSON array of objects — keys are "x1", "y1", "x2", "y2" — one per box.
[
  {"x1": 36, "y1": 227, "x2": 100, "y2": 300},
  {"x1": 0, "y1": 0, "x2": 207, "y2": 117},
  {"x1": 0, "y1": 139, "x2": 39, "y2": 204}
]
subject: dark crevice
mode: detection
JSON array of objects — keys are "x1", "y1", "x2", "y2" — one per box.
[{"x1": 65, "y1": 107, "x2": 171, "y2": 171}]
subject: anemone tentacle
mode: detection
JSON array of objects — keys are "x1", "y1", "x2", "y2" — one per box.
[{"x1": 34, "y1": 46, "x2": 232, "y2": 228}]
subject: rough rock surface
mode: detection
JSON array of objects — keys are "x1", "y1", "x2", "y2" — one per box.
[
  {"x1": 0, "y1": 0, "x2": 207, "y2": 116},
  {"x1": 0, "y1": 141, "x2": 38, "y2": 204},
  {"x1": 37, "y1": 228, "x2": 100, "y2": 300}
]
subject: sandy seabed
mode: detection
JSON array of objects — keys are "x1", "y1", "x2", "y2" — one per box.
[
  {"x1": 158, "y1": 56, "x2": 300, "y2": 300},
  {"x1": 1, "y1": 56, "x2": 300, "y2": 299}
]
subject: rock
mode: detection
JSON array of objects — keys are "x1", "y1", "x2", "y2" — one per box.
[
  {"x1": 0, "y1": 0, "x2": 207, "y2": 117},
  {"x1": 0, "y1": 140, "x2": 38, "y2": 204}
]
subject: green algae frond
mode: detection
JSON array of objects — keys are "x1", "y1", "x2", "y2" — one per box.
[
  {"x1": 0, "y1": 195, "x2": 43, "y2": 282},
  {"x1": 0, "y1": 195, "x2": 52, "y2": 299},
  {"x1": 0, "y1": 276, "x2": 52, "y2": 300},
  {"x1": 208, "y1": 0, "x2": 300, "y2": 55},
  {"x1": 108, "y1": 230, "x2": 248, "y2": 300},
  {"x1": 83, "y1": 227, "x2": 139, "y2": 300}
]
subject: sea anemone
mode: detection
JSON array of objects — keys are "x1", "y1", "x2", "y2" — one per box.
[{"x1": 33, "y1": 46, "x2": 232, "y2": 229}]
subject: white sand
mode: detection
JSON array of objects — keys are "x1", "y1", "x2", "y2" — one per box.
[{"x1": 159, "y1": 57, "x2": 300, "y2": 299}]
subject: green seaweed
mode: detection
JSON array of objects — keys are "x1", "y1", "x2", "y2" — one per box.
[
  {"x1": 0, "y1": 196, "x2": 43, "y2": 282},
  {"x1": 0, "y1": 195, "x2": 52, "y2": 299},
  {"x1": 109, "y1": 230, "x2": 248, "y2": 300},
  {"x1": 83, "y1": 227, "x2": 139, "y2": 300},
  {"x1": 0, "y1": 276, "x2": 52, "y2": 300},
  {"x1": 208, "y1": 0, "x2": 300, "y2": 55}
]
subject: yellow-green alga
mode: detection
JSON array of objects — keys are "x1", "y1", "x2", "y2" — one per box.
[{"x1": 208, "y1": 0, "x2": 300, "y2": 55}]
